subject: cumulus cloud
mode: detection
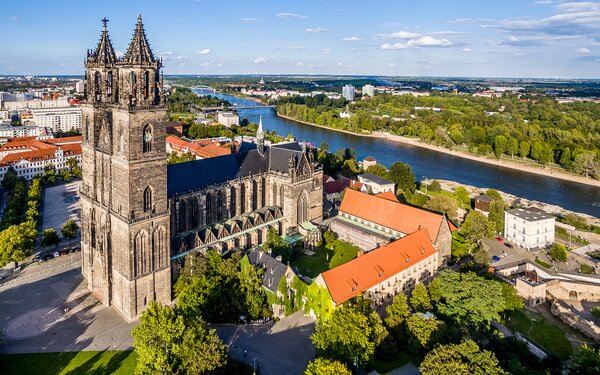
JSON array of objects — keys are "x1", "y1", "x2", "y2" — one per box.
[
  {"x1": 342, "y1": 36, "x2": 362, "y2": 41},
  {"x1": 196, "y1": 49, "x2": 211, "y2": 55},
  {"x1": 462, "y1": 47, "x2": 473, "y2": 52},
  {"x1": 390, "y1": 31, "x2": 419, "y2": 39},
  {"x1": 115, "y1": 50, "x2": 125, "y2": 59},
  {"x1": 254, "y1": 57, "x2": 266, "y2": 64},
  {"x1": 577, "y1": 47, "x2": 591, "y2": 53},
  {"x1": 277, "y1": 12, "x2": 308, "y2": 19},
  {"x1": 381, "y1": 35, "x2": 452, "y2": 49},
  {"x1": 305, "y1": 27, "x2": 329, "y2": 33},
  {"x1": 534, "y1": 0, "x2": 553, "y2": 4}
]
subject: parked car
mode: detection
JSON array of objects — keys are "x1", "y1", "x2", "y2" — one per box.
[
  {"x1": 495, "y1": 237, "x2": 504, "y2": 242},
  {"x1": 504, "y1": 242, "x2": 513, "y2": 248},
  {"x1": 53, "y1": 251, "x2": 60, "y2": 258},
  {"x1": 492, "y1": 255, "x2": 501, "y2": 263}
]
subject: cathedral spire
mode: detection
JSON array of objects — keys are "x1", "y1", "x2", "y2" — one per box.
[
  {"x1": 257, "y1": 115, "x2": 265, "y2": 154},
  {"x1": 123, "y1": 15, "x2": 156, "y2": 65},
  {"x1": 88, "y1": 17, "x2": 117, "y2": 65}
]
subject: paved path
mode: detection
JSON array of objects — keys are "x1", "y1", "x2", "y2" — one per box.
[{"x1": 215, "y1": 311, "x2": 315, "y2": 375}]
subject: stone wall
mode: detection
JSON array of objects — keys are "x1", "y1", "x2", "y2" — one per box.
[{"x1": 551, "y1": 300, "x2": 600, "y2": 343}]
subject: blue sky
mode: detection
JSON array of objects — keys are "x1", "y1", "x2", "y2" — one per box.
[{"x1": 1, "y1": 0, "x2": 599, "y2": 78}]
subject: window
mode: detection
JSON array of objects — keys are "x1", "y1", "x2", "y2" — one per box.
[
  {"x1": 143, "y1": 71, "x2": 149, "y2": 99},
  {"x1": 143, "y1": 124, "x2": 152, "y2": 153},
  {"x1": 130, "y1": 72, "x2": 137, "y2": 98},
  {"x1": 143, "y1": 187, "x2": 152, "y2": 212},
  {"x1": 107, "y1": 71, "x2": 113, "y2": 95}
]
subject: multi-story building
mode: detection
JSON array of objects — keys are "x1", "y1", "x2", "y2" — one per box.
[
  {"x1": 166, "y1": 135, "x2": 231, "y2": 159},
  {"x1": 75, "y1": 80, "x2": 85, "y2": 94},
  {"x1": 357, "y1": 173, "x2": 395, "y2": 194},
  {"x1": 504, "y1": 207, "x2": 555, "y2": 249},
  {"x1": 362, "y1": 84, "x2": 375, "y2": 97},
  {"x1": 217, "y1": 111, "x2": 239, "y2": 127},
  {"x1": 0, "y1": 136, "x2": 82, "y2": 180},
  {"x1": 32, "y1": 107, "x2": 82, "y2": 132},
  {"x1": 0, "y1": 125, "x2": 51, "y2": 139},
  {"x1": 1, "y1": 97, "x2": 70, "y2": 110},
  {"x1": 342, "y1": 84, "x2": 355, "y2": 101},
  {"x1": 315, "y1": 228, "x2": 439, "y2": 307}
]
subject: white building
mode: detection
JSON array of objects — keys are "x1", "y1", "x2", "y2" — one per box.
[
  {"x1": 217, "y1": 112, "x2": 239, "y2": 127},
  {"x1": 362, "y1": 84, "x2": 375, "y2": 97},
  {"x1": 342, "y1": 84, "x2": 355, "y2": 101},
  {"x1": 357, "y1": 173, "x2": 395, "y2": 194},
  {"x1": 0, "y1": 125, "x2": 51, "y2": 139},
  {"x1": 75, "y1": 80, "x2": 85, "y2": 94},
  {"x1": 1, "y1": 96, "x2": 70, "y2": 110},
  {"x1": 504, "y1": 207, "x2": 555, "y2": 250},
  {"x1": 32, "y1": 107, "x2": 82, "y2": 132},
  {"x1": 0, "y1": 110, "x2": 9, "y2": 121}
]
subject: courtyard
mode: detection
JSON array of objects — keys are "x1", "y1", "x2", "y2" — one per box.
[{"x1": 42, "y1": 181, "x2": 81, "y2": 233}]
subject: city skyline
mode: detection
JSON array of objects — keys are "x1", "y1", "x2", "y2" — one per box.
[{"x1": 0, "y1": 0, "x2": 599, "y2": 78}]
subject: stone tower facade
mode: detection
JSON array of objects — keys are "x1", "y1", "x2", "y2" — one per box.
[{"x1": 80, "y1": 17, "x2": 171, "y2": 321}]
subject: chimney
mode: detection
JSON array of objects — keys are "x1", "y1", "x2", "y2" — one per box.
[{"x1": 275, "y1": 255, "x2": 283, "y2": 262}]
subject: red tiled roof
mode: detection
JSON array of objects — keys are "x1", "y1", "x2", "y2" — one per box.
[
  {"x1": 324, "y1": 179, "x2": 350, "y2": 194},
  {"x1": 45, "y1": 136, "x2": 83, "y2": 144},
  {"x1": 167, "y1": 136, "x2": 231, "y2": 159},
  {"x1": 197, "y1": 142, "x2": 231, "y2": 158},
  {"x1": 374, "y1": 190, "x2": 399, "y2": 202},
  {"x1": 340, "y1": 189, "x2": 454, "y2": 242},
  {"x1": 321, "y1": 229, "x2": 437, "y2": 304},
  {"x1": 0, "y1": 143, "x2": 81, "y2": 165}
]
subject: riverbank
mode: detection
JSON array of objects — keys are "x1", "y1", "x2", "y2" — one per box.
[{"x1": 276, "y1": 113, "x2": 600, "y2": 188}]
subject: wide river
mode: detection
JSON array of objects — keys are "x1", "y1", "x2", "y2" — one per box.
[{"x1": 194, "y1": 89, "x2": 600, "y2": 218}]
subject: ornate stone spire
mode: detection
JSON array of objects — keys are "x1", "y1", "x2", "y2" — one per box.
[
  {"x1": 257, "y1": 115, "x2": 265, "y2": 154},
  {"x1": 87, "y1": 17, "x2": 117, "y2": 65},
  {"x1": 123, "y1": 15, "x2": 156, "y2": 64}
]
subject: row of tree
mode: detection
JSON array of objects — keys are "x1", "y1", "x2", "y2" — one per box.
[{"x1": 277, "y1": 92, "x2": 600, "y2": 179}]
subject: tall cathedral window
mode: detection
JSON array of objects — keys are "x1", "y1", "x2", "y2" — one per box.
[
  {"x1": 143, "y1": 186, "x2": 152, "y2": 212},
  {"x1": 190, "y1": 197, "x2": 198, "y2": 228},
  {"x1": 230, "y1": 186, "x2": 237, "y2": 217},
  {"x1": 178, "y1": 201, "x2": 186, "y2": 232},
  {"x1": 143, "y1": 124, "x2": 152, "y2": 153},
  {"x1": 205, "y1": 193, "x2": 212, "y2": 225},
  {"x1": 130, "y1": 72, "x2": 137, "y2": 98},
  {"x1": 94, "y1": 72, "x2": 101, "y2": 98},
  {"x1": 252, "y1": 180, "x2": 258, "y2": 211},
  {"x1": 143, "y1": 71, "x2": 149, "y2": 99},
  {"x1": 240, "y1": 183, "x2": 246, "y2": 214},
  {"x1": 107, "y1": 71, "x2": 113, "y2": 95},
  {"x1": 216, "y1": 190, "x2": 223, "y2": 221},
  {"x1": 261, "y1": 177, "x2": 266, "y2": 208}
]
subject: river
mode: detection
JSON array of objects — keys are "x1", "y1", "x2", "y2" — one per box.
[{"x1": 194, "y1": 89, "x2": 600, "y2": 218}]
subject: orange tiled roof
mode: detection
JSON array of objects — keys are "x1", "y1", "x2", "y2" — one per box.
[
  {"x1": 340, "y1": 189, "x2": 453, "y2": 242},
  {"x1": 374, "y1": 190, "x2": 399, "y2": 202},
  {"x1": 45, "y1": 136, "x2": 83, "y2": 144},
  {"x1": 167, "y1": 136, "x2": 230, "y2": 159},
  {"x1": 0, "y1": 143, "x2": 81, "y2": 165},
  {"x1": 198, "y1": 142, "x2": 231, "y2": 158},
  {"x1": 321, "y1": 229, "x2": 437, "y2": 305}
]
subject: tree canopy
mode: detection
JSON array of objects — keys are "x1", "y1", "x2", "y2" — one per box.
[
  {"x1": 420, "y1": 339, "x2": 508, "y2": 375},
  {"x1": 304, "y1": 358, "x2": 351, "y2": 375}
]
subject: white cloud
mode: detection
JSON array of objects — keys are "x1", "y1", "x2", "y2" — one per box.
[
  {"x1": 159, "y1": 51, "x2": 174, "y2": 55},
  {"x1": 381, "y1": 35, "x2": 452, "y2": 50},
  {"x1": 577, "y1": 47, "x2": 591, "y2": 54},
  {"x1": 305, "y1": 27, "x2": 329, "y2": 33},
  {"x1": 534, "y1": 0, "x2": 553, "y2": 5},
  {"x1": 462, "y1": 47, "x2": 473, "y2": 52},
  {"x1": 115, "y1": 50, "x2": 125, "y2": 59},
  {"x1": 381, "y1": 43, "x2": 407, "y2": 50},
  {"x1": 342, "y1": 36, "x2": 362, "y2": 41},
  {"x1": 321, "y1": 48, "x2": 331, "y2": 54},
  {"x1": 254, "y1": 57, "x2": 266, "y2": 64},
  {"x1": 390, "y1": 31, "x2": 419, "y2": 39},
  {"x1": 295, "y1": 62, "x2": 304, "y2": 67},
  {"x1": 276, "y1": 12, "x2": 308, "y2": 19},
  {"x1": 241, "y1": 17, "x2": 259, "y2": 22},
  {"x1": 196, "y1": 49, "x2": 211, "y2": 55}
]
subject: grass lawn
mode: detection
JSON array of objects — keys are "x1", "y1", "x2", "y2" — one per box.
[
  {"x1": 580, "y1": 264, "x2": 595, "y2": 274},
  {"x1": 503, "y1": 308, "x2": 573, "y2": 360},
  {"x1": 419, "y1": 186, "x2": 469, "y2": 210},
  {"x1": 0, "y1": 350, "x2": 137, "y2": 375},
  {"x1": 291, "y1": 239, "x2": 361, "y2": 278},
  {"x1": 535, "y1": 257, "x2": 552, "y2": 269}
]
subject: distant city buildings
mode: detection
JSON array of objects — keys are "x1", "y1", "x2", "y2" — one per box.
[
  {"x1": 75, "y1": 80, "x2": 85, "y2": 94},
  {"x1": 217, "y1": 111, "x2": 239, "y2": 127},
  {"x1": 0, "y1": 125, "x2": 52, "y2": 139},
  {"x1": 31, "y1": 107, "x2": 82, "y2": 132},
  {"x1": 504, "y1": 207, "x2": 555, "y2": 250},
  {"x1": 362, "y1": 84, "x2": 375, "y2": 97},
  {"x1": 0, "y1": 95, "x2": 70, "y2": 110},
  {"x1": 342, "y1": 84, "x2": 355, "y2": 101},
  {"x1": 0, "y1": 136, "x2": 82, "y2": 180}
]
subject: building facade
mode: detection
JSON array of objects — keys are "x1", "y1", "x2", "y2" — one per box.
[
  {"x1": 80, "y1": 18, "x2": 324, "y2": 321},
  {"x1": 217, "y1": 111, "x2": 239, "y2": 127},
  {"x1": 32, "y1": 107, "x2": 82, "y2": 132},
  {"x1": 504, "y1": 207, "x2": 555, "y2": 249},
  {"x1": 362, "y1": 84, "x2": 375, "y2": 97},
  {"x1": 342, "y1": 84, "x2": 355, "y2": 101}
]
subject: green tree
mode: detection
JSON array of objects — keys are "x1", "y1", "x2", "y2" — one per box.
[
  {"x1": 488, "y1": 199, "x2": 506, "y2": 235},
  {"x1": 132, "y1": 302, "x2": 227, "y2": 375},
  {"x1": 485, "y1": 189, "x2": 503, "y2": 201},
  {"x1": 573, "y1": 151, "x2": 599, "y2": 179},
  {"x1": 460, "y1": 211, "x2": 495, "y2": 250},
  {"x1": 407, "y1": 313, "x2": 443, "y2": 349},
  {"x1": 1, "y1": 167, "x2": 17, "y2": 190},
  {"x1": 560, "y1": 147, "x2": 572, "y2": 170},
  {"x1": 420, "y1": 340, "x2": 507, "y2": 375},
  {"x1": 531, "y1": 141, "x2": 544, "y2": 162},
  {"x1": 428, "y1": 180, "x2": 442, "y2": 192},
  {"x1": 549, "y1": 243, "x2": 568, "y2": 262},
  {"x1": 411, "y1": 283, "x2": 432, "y2": 312},
  {"x1": 311, "y1": 306, "x2": 376, "y2": 366},
  {"x1": 41, "y1": 228, "x2": 60, "y2": 247},
  {"x1": 500, "y1": 283, "x2": 523, "y2": 312},
  {"x1": 506, "y1": 137, "x2": 519, "y2": 158},
  {"x1": 341, "y1": 159, "x2": 361, "y2": 178},
  {"x1": 43, "y1": 164, "x2": 57, "y2": 184},
  {"x1": 385, "y1": 292, "x2": 411, "y2": 331},
  {"x1": 365, "y1": 164, "x2": 389, "y2": 179},
  {"x1": 569, "y1": 344, "x2": 600, "y2": 375},
  {"x1": 494, "y1": 135, "x2": 508, "y2": 158},
  {"x1": 264, "y1": 228, "x2": 292, "y2": 263},
  {"x1": 305, "y1": 358, "x2": 351, "y2": 375},
  {"x1": 425, "y1": 195, "x2": 458, "y2": 219},
  {"x1": 239, "y1": 256, "x2": 271, "y2": 320},
  {"x1": 434, "y1": 270, "x2": 506, "y2": 329},
  {"x1": 519, "y1": 141, "x2": 530, "y2": 159},
  {"x1": 61, "y1": 219, "x2": 79, "y2": 240},
  {"x1": 0, "y1": 222, "x2": 38, "y2": 267},
  {"x1": 388, "y1": 162, "x2": 416, "y2": 194},
  {"x1": 454, "y1": 187, "x2": 470, "y2": 207}
]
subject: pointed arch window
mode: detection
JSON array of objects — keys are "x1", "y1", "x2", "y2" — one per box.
[
  {"x1": 240, "y1": 183, "x2": 246, "y2": 214},
  {"x1": 143, "y1": 186, "x2": 152, "y2": 212},
  {"x1": 216, "y1": 190, "x2": 223, "y2": 221},
  {"x1": 107, "y1": 71, "x2": 113, "y2": 95},
  {"x1": 143, "y1": 124, "x2": 152, "y2": 153},
  {"x1": 143, "y1": 71, "x2": 149, "y2": 99},
  {"x1": 94, "y1": 72, "x2": 101, "y2": 98},
  {"x1": 130, "y1": 72, "x2": 137, "y2": 98},
  {"x1": 205, "y1": 192, "x2": 212, "y2": 224}
]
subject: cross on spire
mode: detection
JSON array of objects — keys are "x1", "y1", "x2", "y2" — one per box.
[{"x1": 102, "y1": 17, "x2": 109, "y2": 30}]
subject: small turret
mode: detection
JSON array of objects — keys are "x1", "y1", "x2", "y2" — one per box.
[{"x1": 257, "y1": 115, "x2": 265, "y2": 155}]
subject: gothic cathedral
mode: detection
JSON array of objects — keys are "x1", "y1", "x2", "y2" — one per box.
[{"x1": 81, "y1": 17, "x2": 171, "y2": 321}]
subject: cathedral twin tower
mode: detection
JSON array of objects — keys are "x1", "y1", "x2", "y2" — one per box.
[{"x1": 80, "y1": 17, "x2": 171, "y2": 321}]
